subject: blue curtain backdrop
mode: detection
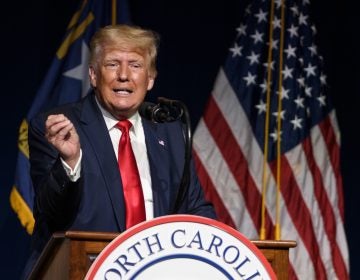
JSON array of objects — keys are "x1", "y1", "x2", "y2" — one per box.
[{"x1": 0, "y1": 0, "x2": 358, "y2": 279}]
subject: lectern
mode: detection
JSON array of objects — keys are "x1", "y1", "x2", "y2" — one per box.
[{"x1": 28, "y1": 231, "x2": 296, "y2": 280}]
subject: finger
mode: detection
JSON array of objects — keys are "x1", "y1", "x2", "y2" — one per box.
[
  {"x1": 45, "y1": 114, "x2": 68, "y2": 129},
  {"x1": 47, "y1": 123, "x2": 75, "y2": 145},
  {"x1": 57, "y1": 123, "x2": 74, "y2": 138},
  {"x1": 46, "y1": 119, "x2": 71, "y2": 138}
]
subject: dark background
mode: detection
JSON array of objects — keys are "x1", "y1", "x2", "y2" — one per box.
[{"x1": 1, "y1": 0, "x2": 358, "y2": 279}]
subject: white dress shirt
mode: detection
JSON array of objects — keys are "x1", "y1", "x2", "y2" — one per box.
[{"x1": 61, "y1": 99, "x2": 154, "y2": 220}]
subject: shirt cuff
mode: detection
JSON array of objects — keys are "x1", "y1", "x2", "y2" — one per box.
[{"x1": 60, "y1": 149, "x2": 82, "y2": 182}]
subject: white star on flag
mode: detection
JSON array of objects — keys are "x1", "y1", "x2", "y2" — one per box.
[{"x1": 63, "y1": 41, "x2": 91, "y2": 97}]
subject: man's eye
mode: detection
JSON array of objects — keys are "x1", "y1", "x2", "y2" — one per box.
[
  {"x1": 130, "y1": 63, "x2": 141, "y2": 68},
  {"x1": 105, "y1": 62, "x2": 118, "y2": 68}
]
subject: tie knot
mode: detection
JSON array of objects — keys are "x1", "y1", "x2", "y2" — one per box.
[{"x1": 116, "y1": 119, "x2": 132, "y2": 133}]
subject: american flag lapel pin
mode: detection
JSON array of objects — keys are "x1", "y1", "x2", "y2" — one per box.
[{"x1": 158, "y1": 139, "x2": 165, "y2": 146}]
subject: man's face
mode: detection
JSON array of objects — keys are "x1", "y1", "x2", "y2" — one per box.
[{"x1": 89, "y1": 46, "x2": 155, "y2": 119}]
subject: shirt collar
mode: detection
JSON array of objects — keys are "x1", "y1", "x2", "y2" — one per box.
[{"x1": 95, "y1": 97, "x2": 142, "y2": 135}]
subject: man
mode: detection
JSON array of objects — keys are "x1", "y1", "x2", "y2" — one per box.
[{"x1": 25, "y1": 24, "x2": 215, "y2": 277}]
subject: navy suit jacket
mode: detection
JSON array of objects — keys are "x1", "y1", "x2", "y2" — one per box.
[{"x1": 25, "y1": 92, "x2": 215, "y2": 276}]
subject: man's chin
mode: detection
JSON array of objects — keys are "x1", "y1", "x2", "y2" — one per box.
[{"x1": 111, "y1": 105, "x2": 140, "y2": 120}]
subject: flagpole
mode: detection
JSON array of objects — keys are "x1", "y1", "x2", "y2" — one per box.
[
  {"x1": 112, "y1": 0, "x2": 117, "y2": 25},
  {"x1": 274, "y1": 0, "x2": 286, "y2": 241},
  {"x1": 260, "y1": 0, "x2": 276, "y2": 241}
]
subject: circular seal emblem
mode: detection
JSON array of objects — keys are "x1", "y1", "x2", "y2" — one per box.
[{"x1": 86, "y1": 215, "x2": 276, "y2": 280}]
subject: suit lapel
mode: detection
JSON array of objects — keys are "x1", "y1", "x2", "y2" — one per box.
[
  {"x1": 78, "y1": 94, "x2": 126, "y2": 231},
  {"x1": 142, "y1": 120, "x2": 173, "y2": 217}
]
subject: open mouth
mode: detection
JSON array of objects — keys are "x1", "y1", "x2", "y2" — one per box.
[{"x1": 113, "y1": 88, "x2": 133, "y2": 95}]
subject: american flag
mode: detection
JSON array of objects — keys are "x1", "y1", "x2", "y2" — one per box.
[{"x1": 193, "y1": 0, "x2": 349, "y2": 279}]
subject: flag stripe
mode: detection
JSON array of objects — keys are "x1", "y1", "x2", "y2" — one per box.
[
  {"x1": 283, "y1": 141, "x2": 327, "y2": 278},
  {"x1": 193, "y1": 151, "x2": 236, "y2": 228},
  {"x1": 209, "y1": 69, "x2": 278, "y2": 233},
  {"x1": 57, "y1": 13, "x2": 95, "y2": 59},
  {"x1": 309, "y1": 121, "x2": 349, "y2": 277},
  {"x1": 269, "y1": 155, "x2": 328, "y2": 278},
  {"x1": 193, "y1": 118, "x2": 258, "y2": 237},
  {"x1": 203, "y1": 95, "x2": 275, "y2": 235},
  {"x1": 318, "y1": 116, "x2": 345, "y2": 220},
  {"x1": 311, "y1": 118, "x2": 349, "y2": 270}
]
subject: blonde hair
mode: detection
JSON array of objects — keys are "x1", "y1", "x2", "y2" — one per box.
[{"x1": 89, "y1": 24, "x2": 159, "y2": 77}]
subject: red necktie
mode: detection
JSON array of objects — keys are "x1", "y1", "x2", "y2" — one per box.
[{"x1": 116, "y1": 120, "x2": 146, "y2": 229}]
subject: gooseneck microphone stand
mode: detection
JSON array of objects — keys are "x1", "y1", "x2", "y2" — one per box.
[
  {"x1": 139, "y1": 97, "x2": 192, "y2": 214},
  {"x1": 157, "y1": 98, "x2": 192, "y2": 214}
]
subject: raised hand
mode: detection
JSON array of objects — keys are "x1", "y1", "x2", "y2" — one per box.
[{"x1": 45, "y1": 114, "x2": 80, "y2": 169}]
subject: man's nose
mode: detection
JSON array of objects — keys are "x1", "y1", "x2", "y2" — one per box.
[{"x1": 117, "y1": 66, "x2": 129, "y2": 81}]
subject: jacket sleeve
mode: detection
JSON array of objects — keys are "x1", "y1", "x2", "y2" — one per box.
[
  {"x1": 165, "y1": 121, "x2": 216, "y2": 219},
  {"x1": 176, "y1": 158, "x2": 217, "y2": 219},
  {"x1": 28, "y1": 113, "x2": 82, "y2": 231}
]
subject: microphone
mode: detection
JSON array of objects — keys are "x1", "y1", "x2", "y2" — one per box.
[
  {"x1": 139, "y1": 101, "x2": 171, "y2": 123},
  {"x1": 157, "y1": 97, "x2": 177, "y2": 107},
  {"x1": 158, "y1": 97, "x2": 192, "y2": 213},
  {"x1": 140, "y1": 97, "x2": 192, "y2": 214}
]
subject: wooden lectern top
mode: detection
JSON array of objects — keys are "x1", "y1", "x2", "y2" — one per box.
[{"x1": 28, "y1": 231, "x2": 296, "y2": 280}]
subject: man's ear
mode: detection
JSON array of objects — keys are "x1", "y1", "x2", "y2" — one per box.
[
  {"x1": 89, "y1": 66, "x2": 97, "y2": 88},
  {"x1": 147, "y1": 76, "x2": 155, "y2": 91}
]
